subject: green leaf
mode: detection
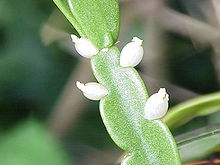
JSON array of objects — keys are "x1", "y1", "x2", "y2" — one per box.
[
  {"x1": 52, "y1": 0, "x2": 86, "y2": 37},
  {"x1": 177, "y1": 124, "x2": 220, "y2": 163},
  {"x1": 0, "y1": 120, "x2": 70, "y2": 165},
  {"x1": 91, "y1": 47, "x2": 181, "y2": 165},
  {"x1": 163, "y1": 92, "x2": 220, "y2": 130},
  {"x1": 53, "y1": 0, "x2": 120, "y2": 49}
]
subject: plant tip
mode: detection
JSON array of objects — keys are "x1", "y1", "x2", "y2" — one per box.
[
  {"x1": 158, "y1": 88, "x2": 169, "y2": 101},
  {"x1": 132, "y1": 37, "x2": 143, "y2": 45},
  {"x1": 71, "y1": 34, "x2": 79, "y2": 43},
  {"x1": 76, "y1": 81, "x2": 85, "y2": 91}
]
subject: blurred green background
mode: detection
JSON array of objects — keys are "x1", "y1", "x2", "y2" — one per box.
[{"x1": 0, "y1": 0, "x2": 220, "y2": 164}]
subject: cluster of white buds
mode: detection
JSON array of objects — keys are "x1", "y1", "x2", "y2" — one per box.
[
  {"x1": 76, "y1": 81, "x2": 108, "y2": 100},
  {"x1": 144, "y1": 88, "x2": 169, "y2": 120},
  {"x1": 72, "y1": 34, "x2": 168, "y2": 119}
]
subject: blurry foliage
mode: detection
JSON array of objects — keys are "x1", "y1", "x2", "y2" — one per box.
[
  {"x1": 0, "y1": 119, "x2": 70, "y2": 165},
  {"x1": 166, "y1": 33, "x2": 218, "y2": 93},
  {"x1": 164, "y1": 91, "x2": 220, "y2": 130},
  {"x1": 69, "y1": 102, "x2": 115, "y2": 149},
  {"x1": 65, "y1": 102, "x2": 122, "y2": 163},
  {"x1": 0, "y1": 0, "x2": 77, "y2": 129},
  {"x1": 177, "y1": 124, "x2": 220, "y2": 163}
]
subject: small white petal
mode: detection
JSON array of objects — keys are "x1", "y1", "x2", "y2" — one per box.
[
  {"x1": 76, "y1": 81, "x2": 108, "y2": 100},
  {"x1": 71, "y1": 34, "x2": 99, "y2": 58},
  {"x1": 144, "y1": 88, "x2": 169, "y2": 120},
  {"x1": 120, "y1": 37, "x2": 144, "y2": 67}
]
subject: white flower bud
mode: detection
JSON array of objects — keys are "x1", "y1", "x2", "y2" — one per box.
[
  {"x1": 144, "y1": 88, "x2": 169, "y2": 120},
  {"x1": 76, "y1": 81, "x2": 108, "y2": 100},
  {"x1": 71, "y1": 34, "x2": 99, "y2": 58},
  {"x1": 120, "y1": 37, "x2": 144, "y2": 67}
]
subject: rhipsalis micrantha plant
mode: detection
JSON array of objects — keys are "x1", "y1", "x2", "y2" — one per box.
[{"x1": 53, "y1": 0, "x2": 181, "y2": 164}]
